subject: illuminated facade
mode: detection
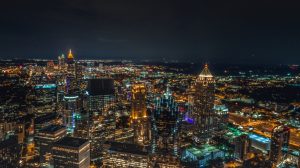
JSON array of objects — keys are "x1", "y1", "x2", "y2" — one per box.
[
  {"x1": 192, "y1": 64, "x2": 216, "y2": 143},
  {"x1": 102, "y1": 142, "x2": 153, "y2": 168},
  {"x1": 66, "y1": 49, "x2": 77, "y2": 94},
  {"x1": 31, "y1": 83, "x2": 57, "y2": 115},
  {"x1": 86, "y1": 78, "x2": 116, "y2": 163},
  {"x1": 131, "y1": 83, "x2": 150, "y2": 146},
  {"x1": 234, "y1": 134, "x2": 250, "y2": 161},
  {"x1": 181, "y1": 144, "x2": 224, "y2": 167},
  {"x1": 269, "y1": 125, "x2": 290, "y2": 166},
  {"x1": 151, "y1": 87, "x2": 180, "y2": 156},
  {"x1": 63, "y1": 95, "x2": 81, "y2": 134},
  {"x1": 58, "y1": 54, "x2": 65, "y2": 70},
  {"x1": 248, "y1": 133, "x2": 270, "y2": 153},
  {"x1": 53, "y1": 137, "x2": 90, "y2": 168},
  {"x1": 35, "y1": 125, "x2": 66, "y2": 166}
]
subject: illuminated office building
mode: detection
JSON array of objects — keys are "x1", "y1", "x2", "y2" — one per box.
[
  {"x1": 269, "y1": 125, "x2": 290, "y2": 166},
  {"x1": 131, "y1": 83, "x2": 150, "y2": 146},
  {"x1": 75, "y1": 63, "x2": 83, "y2": 81},
  {"x1": 151, "y1": 87, "x2": 180, "y2": 156},
  {"x1": 86, "y1": 78, "x2": 116, "y2": 163},
  {"x1": 181, "y1": 144, "x2": 224, "y2": 167},
  {"x1": 47, "y1": 60, "x2": 55, "y2": 71},
  {"x1": 67, "y1": 49, "x2": 75, "y2": 74},
  {"x1": 87, "y1": 78, "x2": 115, "y2": 116},
  {"x1": 65, "y1": 49, "x2": 78, "y2": 94},
  {"x1": 192, "y1": 64, "x2": 216, "y2": 144},
  {"x1": 248, "y1": 134, "x2": 270, "y2": 154},
  {"x1": 53, "y1": 137, "x2": 90, "y2": 168},
  {"x1": 35, "y1": 125, "x2": 66, "y2": 166},
  {"x1": 102, "y1": 142, "x2": 153, "y2": 168},
  {"x1": 31, "y1": 84, "x2": 57, "y2": 115},
  {"x1": 58, "y1": 54, "x2": 65, "y2": 70},
  {"x1": 63, "y1": 95, "x2": 82, "y2": 134},
  {"x1": 34, "y1": 112, "x2": 59, "y2": 134},
  {"x1": 234, "y1": 134, "x2": 251, "y2": 161},
  {"x1": 214, "y1": 104, "x2": 229, "y2": 130}
]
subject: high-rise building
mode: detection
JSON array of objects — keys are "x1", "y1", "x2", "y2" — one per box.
[
  {"x1": 269, "y1": 125, "x2": 290, "y2": 166},
  {"x1": 58, "y1": 54, "x2": 65, "y2": 70},
  {"x1": 67, "y1": 49, "x2": 74, "y2": 66},
  {"x1": 87, "y1": 78, "x2": 115, "y2": 116},
  {"x1": 31, "y1": 83, "x2": 57, "y2": 116},
  {"x1": 214, "y1": 104, "x2": 229, "y2": 131},
  {"x1": 192, "y1": 64, "x2": 216, "y2": 144},
  {"x1": 86, "y1": 78, "x2": 116, "y2": 163},
  {"x1": 35, "y1": 125, "x2": 66, "y2": 166},
  {"x1": 131, "y1": 83, "x2": 150, "y2": 146},
  {"x1": 34, "y1": 112, "x2": 59, "y2": 134},
  {"x1": 66, "y1": 49, "x2": 77, "y2": 94},
  {"x1": 102, "y1": 142, "x2": 153, "y2": 168},
  {"x1": 62, "y1": 94, "x2": 82, "y2": 134},
  {"x1": 52, "y1": 137, "x2": 90, "y2": 168},
  {"x1": 234, "y1": 134, "x2": 251, "y2": 161},
  {"x1": 151, "y1": 87, "x2": 180, "y2": 156}
]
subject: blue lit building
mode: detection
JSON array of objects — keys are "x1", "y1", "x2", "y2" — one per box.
[
  {"x1": 181, "y1": 144, "x2": 224, "y2": 167},
  {"x1": 151, "y1": 86, "x2": 181, "y2": 156},
  {"x1": 248, "y1": 134, "x2": 270, "y2": 153},
  {"x1": 63, "y1": 95, "x2": 81, "y2": 134},
  {"x1": 32, "y1": 83, "x2": 57, "y2": 115}
]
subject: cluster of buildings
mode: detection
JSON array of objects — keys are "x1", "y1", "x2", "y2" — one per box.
[{"x1": 0, "y1": 51, "x2": 299, "y2": 168}]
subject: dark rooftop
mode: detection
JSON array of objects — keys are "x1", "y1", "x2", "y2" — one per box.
[
  {"x1": 87, "y1": 78, "x2": 115, "y2": 96},
  {"x1": 39, "y1": 124, "x2": 66, "y2": 134},
  {"x1": 34, "y1": 112, "x2": 57, "y2": 124},
  {"x1": 109, "y1": 141, "x2": 148, "y2": 156},
  {"x1": 0, "y1": 135, "x2": 18, "y2": 149},
  {"x1": 54, "y1": 137, "x2": 88, "y2": 148}
]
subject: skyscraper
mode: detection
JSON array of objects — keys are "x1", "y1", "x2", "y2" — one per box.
[
  {"x1": 35, "y1": 125, "x2": 66, "y2": 166},
  {"x1": 269, "y1": 125, "x2": 290, "y2": 166},
  {"x1": 192, "y1": 64, "x2": 216, "y2": 144},
  {"x1": 58, "y1": 54, "x2": 65, "y2": 70},
  {"x1": 87, "y1": 78, "x2": 115, "y2": 116},
  {"x1": 86, "y1": 78, "x2": 116, "y2": 163},
  {"x1": 66, "y1": 49, "x2": 77, "y2": 94},
  {"x1": 102, "y1": 142, "x2": 153, "y2": 168},
  {"x1": 52, "y1": 137, "x2": 90, "y2": 168},
  {"x1": 151, "y1": 86, "x2": 180, "y2": 156},
  {"x1": 234, "y1": 134, "x2": 251, "y2": 161},
  {"x1": 131, "y1": 83, "x2": 150, "y2": 146}
]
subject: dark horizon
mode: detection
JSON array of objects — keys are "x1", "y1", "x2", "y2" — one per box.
[{"x1": 1, "y1": 0, "x2": 300, "y2": 64}]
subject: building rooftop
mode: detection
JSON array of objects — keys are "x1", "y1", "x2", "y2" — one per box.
[
  {"x1": 186, "y1": 144, "x2": 219, "y2": 158},
  {"x1": 109, "y1": 142, "x2": 148, "y2": 156},
  {"x1": 34, "y1": 112, "x2": 57, "y2": 124},
  {"x1": 34, "y1": 83, "x2": 56, "y2": 90},
  {"x1": 249, "y1": 134, "x2": 270, "y2": 144},
  {"x1": 0, "y1": 135, "x2": 18, "y2": 149},
  {"x1": 39, "y1": 124, "x2": 66, "y2": 134},
  {"x1": 199, "y1": 64, "x2": 213, "y2": 78},
  {"x1": 54, "y1": 137, "x2": 88, "y2": 148},
  {"x1": 87, "y1": 78, "x2": 115, "y2": 96}
]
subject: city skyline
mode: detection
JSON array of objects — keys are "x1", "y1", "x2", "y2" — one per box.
[{"x1": 1, "y1": 1, "x2": 300, "y2": 168}]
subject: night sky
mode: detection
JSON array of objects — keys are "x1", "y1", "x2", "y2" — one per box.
[{"x1": 1, "y1": 0, "x2": 300, "y2": 64}]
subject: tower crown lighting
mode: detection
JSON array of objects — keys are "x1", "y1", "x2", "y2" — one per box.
[{"x1": 67, "y1": 49, "x2": 74, "y2": 59}]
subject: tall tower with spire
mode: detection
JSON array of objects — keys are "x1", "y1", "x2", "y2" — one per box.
[
  {"x1": 67, "y1": 49, "x2": 74, "y2": 64},
  {"x1": 66, "y1": 49, "x2": 76, "y2": 93},
  {"x1": 131, "y1": 83, "x2": 150, "y2": 146},
  {"x1": 192, "y1": 64, "x2": 216, "y2": 144}
]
